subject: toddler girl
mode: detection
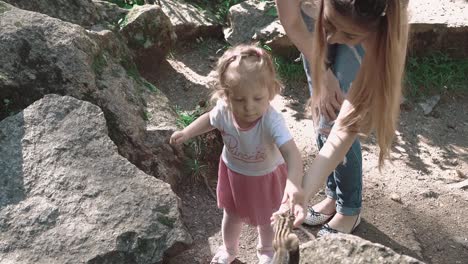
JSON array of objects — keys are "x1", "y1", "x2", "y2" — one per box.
[{"x1": 170, "y1": 44, "x2": 303, "y2": 264}]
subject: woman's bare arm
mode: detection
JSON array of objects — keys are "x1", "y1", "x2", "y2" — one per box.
[{"x1": 302, "y1": 100, "x2": 358, "y2": 201}]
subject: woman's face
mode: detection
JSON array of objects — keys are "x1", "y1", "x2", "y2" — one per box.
[{"x1": 323, "y1": 0, "x2": 373, "y2": 46}]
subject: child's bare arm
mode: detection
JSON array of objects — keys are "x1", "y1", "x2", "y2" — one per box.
[
  {"x1": 279, "y1": 139, "x2": 305, "y2": 226},
  {"x1": 279, "y1": 140, "x2": 303, "y2": 187},
  {"x1": 170, "y1": 112, "x2": 215, "y2": 145}
]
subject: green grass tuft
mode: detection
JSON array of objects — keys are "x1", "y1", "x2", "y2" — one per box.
[
  {"x1": 186, "y1": 0, "x2": 243, "y2": 23},
  {"x1": 405, "y1": 52, "x2": 468, "y2": 98},
  {"x1": 175, "y1": 106, "x2": 205, "y2": 128},
  {"x1": 107, "y1": 0, "x2": 144, "y2": 9},
  {"x1": 92, "y1": 53, "x2": 107, "y2": 75},
  {"x1": 274, "y1": 56, "x2": 305, "y2": 82}
]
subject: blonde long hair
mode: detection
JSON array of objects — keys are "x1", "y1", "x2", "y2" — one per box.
[{"x1": 310, "y1": 0, "x2": 409, "y2": 167}]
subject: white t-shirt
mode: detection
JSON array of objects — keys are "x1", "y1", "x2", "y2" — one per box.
[{"x1": 209, "y1": 100, "x2": 292, "y2": 176}]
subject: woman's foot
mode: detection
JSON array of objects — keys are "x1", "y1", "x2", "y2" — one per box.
[
  {"x1": 303, "y1": 197, "x2": 336, "y2": 226},
  {"x1": 210, "y1": 247, "x2": 236, "y2": 264},
  {"x1": 317, "y1": 213, "x2": 361, "y2": 237},
  {"x1": 312, "y1": 197, "x2": 337, "y2": 215}
]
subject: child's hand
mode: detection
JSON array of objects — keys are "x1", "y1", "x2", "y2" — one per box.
[
  {"x1": 170, "y1": 130, "x2": 188, "y2": 145},
  {"x1": 282, "y1": 180, "x2": 305, "y2": 226}
]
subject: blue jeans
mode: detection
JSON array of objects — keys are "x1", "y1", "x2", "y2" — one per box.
[{"x1": 301, "y1": 11, "x2": 362, "y2": 216}]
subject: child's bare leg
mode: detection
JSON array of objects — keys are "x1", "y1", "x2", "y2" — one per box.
[
  {"x1": 221, "y1": 209, "x2": 242, "y2": 255},
  {"x1": 211, "y1": 210, "x2": 241, "y2": 263},
  {"x1": 257, "y1": 224, "x2": 274, "y2": 263}
]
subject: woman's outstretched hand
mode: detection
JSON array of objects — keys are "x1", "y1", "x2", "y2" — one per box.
[{"x1": 271, "y1": 181, "x2": 305, "y2": 227}]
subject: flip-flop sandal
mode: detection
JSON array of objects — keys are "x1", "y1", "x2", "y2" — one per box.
[{"x1": 210, "y1": 248, "x2": 236, "y2": 264}]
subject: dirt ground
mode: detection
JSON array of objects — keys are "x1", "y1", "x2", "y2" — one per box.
[{"x1": 141, "y1": 38, "x2": 468, "y2": 264}]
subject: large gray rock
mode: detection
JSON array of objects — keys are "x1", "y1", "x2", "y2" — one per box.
[
  {"x1": 408, "y1": 0, "x2": 468, "y2": 57},
  {"x1": 0, "y1": 95, "x2": 192, "y2": 264},
  {"x1": 300, "y1": 234, "x2": 423, "y2": 264},
  {"x1": 2, "y1": 0, "x2": 102, "y2": 28},
  {"x1": 119, "y1": 4, "x2": 176, "y2": 67},
  {"x1": 159, "y1": 0, "x2": 223, "y2": 40},
  {"x1": 224, "y1": 0, "x2": 296, "y2": 57},
  {"x1": 0, "y1": 1, "x2": 181, "y2": 186},
  {"x1": 2, "y1": 0, "x2": 128, "y2": 29}
]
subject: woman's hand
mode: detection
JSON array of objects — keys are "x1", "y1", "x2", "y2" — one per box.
[
  {"x1": 319, "y1": 68, "x2": 344, "y2": 122},
  {"x1": 272, "y1": 180, "x2": 306, "y2": 227}
]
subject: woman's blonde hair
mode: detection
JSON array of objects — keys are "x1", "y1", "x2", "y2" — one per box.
[
  {"x1": 310, "y1": 0, "x2": 409, "y2": 167},
  {"x1": 211, "y1": 44, "x2": 283, "y2": 101}
]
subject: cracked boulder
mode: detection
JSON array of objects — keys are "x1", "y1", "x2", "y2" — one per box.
[
  {"x1": 119, "y1": 4, "x2": 176, "y2": 68},
  {"x1": 0, "y1": 1, "x2": 181, "y2": 186},
  {"x1": 0, "y1": 95, "x2": 192, "y2": 264},
  {"x1": 300, "y1": 234, "x2": 424, "y2": 264}
]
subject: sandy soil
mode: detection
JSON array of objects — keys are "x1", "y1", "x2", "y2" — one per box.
[{"x1": 141, "y1": 38, "x2": 468, "y2": 264}]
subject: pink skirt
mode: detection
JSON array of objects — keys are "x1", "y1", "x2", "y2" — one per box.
[{"x1": 217, "y1": 159, "x2": 287, "y2": 226}]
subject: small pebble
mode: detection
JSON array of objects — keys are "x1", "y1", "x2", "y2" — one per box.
[{"x1": 390, "y1": 193, "x2": 402, "y2": 203}]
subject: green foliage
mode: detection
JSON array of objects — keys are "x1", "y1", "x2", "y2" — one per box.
[
  {"x1": 187, "y1": 0, "x2": 243, "y2": 22},
  {"x1": 183, "y1": 131, "x2": 221, "y2": 183},
  {"x1": 142, "y1": 110, "x2": 150, "y2": 121},
  {"x1": 185, "y1": 156, "x2": 208, "y2": 182},
  {"x1": 405, "y1": 52, "x2": 468, "y2": 98},
  {"x1": 120, "y1": 57, "x2": 139, "y2": 79},
  {"x1": 120, "y1": 58, "x2": 158, "y2": 93},
  {"x1": 259, "y1": 44, "x2": 305, "y2": 82},
  {"x1": 107, "y1": 0, "x2": 145, "y2": 9},
  {"x1": 117, "y1": 15, "x2": 129, "y2": 29},
  {"x1": 143, "y1": 79, "x2": 158, "y2": 93},
  {"x1": 2, "y1": 98, "x2": 13, "y2": 116},
  {"x1": 274, "y1": 56, "x2": 305, "y2": 82},
  {"x1": 92, "y1": 53, "x2": 107, "y2": 75},
  {"x1": 261, "y1": 44, "x2": 272, "y2": 52},
  {"x1": 265, "y1": 5, "x2": 278, "y2": 17},
  {"x1": 174, "y1": 104, "x2": 222, "y2": 183},
  {"x1": 157, "y1": 215, "x2": 175, "y2": 228},
  {"x1": 175, "y1": 105, "x2": 205, "y2": 128}
]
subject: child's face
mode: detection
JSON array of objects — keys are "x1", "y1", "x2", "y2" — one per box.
[
  {"x1": 228, "y1": 83, "x2": 271, "y2": 128},
  {"x1": 323, "y1": 0, "x2": 373, "y2": 46}
]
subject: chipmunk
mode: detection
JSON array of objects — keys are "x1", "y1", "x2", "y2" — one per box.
[{"x1": 272, "y1": 211, "x2": 300, "y2": 264}]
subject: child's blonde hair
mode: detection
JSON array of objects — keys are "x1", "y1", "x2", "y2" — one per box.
[
  {"x1": 211, "y1": 44, "x2": 283, "y2": 101},
  {"x1": 310, "y1": 0, "x2": 409, "y2": 167}
]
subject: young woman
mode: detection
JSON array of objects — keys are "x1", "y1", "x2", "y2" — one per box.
[{"x1": 276, "y1": 0, "x2": 409, "y2": 236}]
